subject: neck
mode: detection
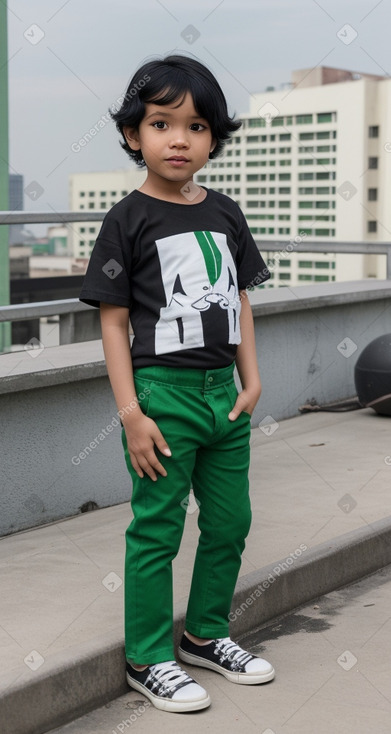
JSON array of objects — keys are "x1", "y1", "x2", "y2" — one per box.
[{"x1": 138, "y1": 174, "x2": 206, "y2": 204}]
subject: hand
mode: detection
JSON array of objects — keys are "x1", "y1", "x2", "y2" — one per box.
[
  {"x1": 228, "y1": 386, "x2": 262, "y2": 421},
  {"x1": 123, "y1": 413, "x2": 171, "y2": 481}
]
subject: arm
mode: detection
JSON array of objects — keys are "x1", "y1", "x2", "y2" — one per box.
[
  {"x1": 100, "y1": 303, "x2": 171, "y2": 480},
  {"x1": 228, "y1": 290, "x2": 262, "y2": 420}
]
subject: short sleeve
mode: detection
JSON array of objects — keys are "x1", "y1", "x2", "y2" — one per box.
[
  {"x1": 79, "y1": 211, "x2": 132, "y2": 308},
  {"x1": 235, "y1": 207, "x2": 270, "y2": 290}
]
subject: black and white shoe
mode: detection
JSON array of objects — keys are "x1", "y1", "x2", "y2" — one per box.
[
  {"x1": 178, "y1": 634, "x2": 275, "y2": 685},
  {"x1": 126, "y1": 659, "x2": 211, "y2": 712}
]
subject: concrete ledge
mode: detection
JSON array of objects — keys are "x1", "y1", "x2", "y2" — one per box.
[
  {"x1": 2, "y1": 515, "x2": 391, "y2": 734},
  {"x1": 248, "y1": 279, "x2": 391, "y2": 316}
]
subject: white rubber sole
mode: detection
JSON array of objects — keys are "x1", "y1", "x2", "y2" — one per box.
[
  {"x1": 178, "y1": 648, "x2": 275, "y2": 685},
  {"x1": 126, "y1": 672, "x2": 211, "y2": 712}
]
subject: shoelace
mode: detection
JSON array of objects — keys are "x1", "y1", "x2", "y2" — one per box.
[
  {"x1": 215, "y1": 637, "x2": 253, "y2": 667},
  {"x1": 148, "y1": 661, "x2": 194, "y2": 694}
]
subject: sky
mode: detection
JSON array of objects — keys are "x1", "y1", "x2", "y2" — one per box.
[{"x1": 5, "y1": 0, "x2": 390, "y2": 221}]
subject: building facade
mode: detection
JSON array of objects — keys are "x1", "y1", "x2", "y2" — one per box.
[
  {"x1": 196, "y1": 66, "x2": 390, "y2": 287},
  {"x1": 69, "y1": 168, "x2": 146, "y2": 258}
]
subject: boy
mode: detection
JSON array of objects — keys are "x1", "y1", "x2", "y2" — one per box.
[{"x1": 79, "y1": 54, "x2": 274, "y2": 713}]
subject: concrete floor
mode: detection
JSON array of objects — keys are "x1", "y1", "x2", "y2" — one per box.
[{"x1": 48, "y1": 566, "x2": 391, "y2": 734}]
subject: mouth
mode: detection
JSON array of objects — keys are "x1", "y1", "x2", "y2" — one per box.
[{"x1": 166, "y1": 156, "x2": 189, "y2": 162}]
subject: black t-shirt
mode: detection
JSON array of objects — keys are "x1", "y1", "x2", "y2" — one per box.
[{"x1": 79, "y1": 187, "x2": 270, "y2": 369}]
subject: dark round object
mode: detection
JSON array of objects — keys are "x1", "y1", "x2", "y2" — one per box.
[{"x1": 355, "y1": 334, "x2": 391, "y2": 415}]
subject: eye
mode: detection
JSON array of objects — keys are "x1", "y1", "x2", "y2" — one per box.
[
  {"x1": 190, "y1": 123, "x2": 207, "y2": 132},
  {"x1": 152, "y1": 121, "x2": 167, "y2": 129}
]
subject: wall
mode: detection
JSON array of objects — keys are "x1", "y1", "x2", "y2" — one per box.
[{"x1": 1, "y1": 281, "x2": 390, "y2": 535}]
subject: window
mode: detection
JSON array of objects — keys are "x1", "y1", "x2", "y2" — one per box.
[
  {"x1": 80, "y1": 227, "x2": 85, "y2": 233},
  {"x1": 271, "y1": 117, "x2": 284, "y2": 126},
  {"x1": 279, "y1": 259, "x2": 291, "y2": 266},
  {"x1": 89, "y1": 227, "x2": 95, "y2": 233},
  {"x1": 316, "y1": 201, "x2": 329, "y2": 209},
  {"x1": 315, "y1": 261, "x2": 330, "y2": 268},
  {"x1": 315, "y1": 229, "x2": 331, "y2": 236},
  {"x1": 248, "y1": 118, "x2": 264, "y2": 127},
  {"x1": 100, "y1": 191, "x2": 106, "y2": 197},
  {"x1": 369, "y1": 126, "x2": 379, "y2": 138},
  {"x1": 89, "y1": 191, "x2": 95, "y2": 197},
  {"x1": 298, "y1": 274, "x2": 313, "y2": 281},
  {"x1": 278, "y1": 187, "x2": 291, "y2": 194},
  {"x1": 247, "y1": 136, "x2": 260, "y2": 142},
  {"x1": 368, "y1": 221, "x2": 377, "y2": 232},
  {"x1": 279, "y1": 272, "x2": 291, "y2": 279},
  {"x1": 317, "y1": 113, "x2": 332, "y2": 123},
  {"x1": 368, "y1": 188, "x2": 378, "y2": 201},
  {"x1": 299, "y1": 173, "x2": 314, "y2": 181},
  {"x1": 79, "y1": 192, "x2": 85, "y2": 197},
  {"x1": 368, "y1": 157, "x2": 378, "y2": 169},
  {"x1": 279, "y1": 173, "x2": 291, "y2": 180},
  {"x1": 279, "y1": 133, "x2": 291, "y2": 141},
  {"x1": 314, "y1": 275, "x2": 329, "y2": 282},
  {"x1": 317, "y1": 131, "x2": 330, "y2": 139},
  {"x1": 279, "y1": 201, "x2": 290, "y2": 208},
  {"x1": 299, "y1": 133, "x2": 314, "y2": 140},
  {"x1": 299, "y1": 261, "x2": 312, "y2": 268},
  {"x1": 299, "y1": 187, "x2": 314, "y2": 195},
  {"x1": 88, "y1": 202, "x2": 95, "y2": 209},
  {"x1": 296, "y1": 114, "x2": 313, "y2": 124}
]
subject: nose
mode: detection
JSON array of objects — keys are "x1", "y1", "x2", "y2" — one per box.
[{"x1": 168, "y1": 127, "x2": 190, "y2": 149}]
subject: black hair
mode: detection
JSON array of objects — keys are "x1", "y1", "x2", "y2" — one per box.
[{"x1": 110, "y1": 54, "x2": 242, "y2": 166}]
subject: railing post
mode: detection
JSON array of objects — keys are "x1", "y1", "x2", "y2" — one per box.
[
  {"x1": 59, "y1": 313, "x2": 75, "y2": 345},
  {"x1": 387, "y1": 247, "x2": 391, "y2": 280}
]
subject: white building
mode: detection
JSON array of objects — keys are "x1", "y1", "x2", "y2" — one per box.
[
  {"x1": 69, "y1": 168, "x2": 146, "y2": 258},
  {"x1": 196, "y1": 66, "x2": 390, "y2": 287}
]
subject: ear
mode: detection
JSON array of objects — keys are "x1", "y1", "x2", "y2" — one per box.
[
  {"x1": 123, "y1": 125, "x2": 141, "y2": 151},
  {"x1": 210, "y1": 138, "x2": 217, "y2": 154}
]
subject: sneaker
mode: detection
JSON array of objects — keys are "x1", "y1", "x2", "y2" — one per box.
[
  {"x1": 178, "y1": 634, "x2": 275, "y2": 685},
  {"x1": 126, "y1": 659, "x2": 211, "y2": 712}
]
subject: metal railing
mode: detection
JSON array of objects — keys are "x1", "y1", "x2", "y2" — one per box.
[{"x1": 1, "y1": 211, "x2": 391, "y2": 346}]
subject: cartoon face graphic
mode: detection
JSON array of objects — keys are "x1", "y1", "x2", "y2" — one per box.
[{"x1": 154, "y1": 231, "x2": 241, "y2": 354}]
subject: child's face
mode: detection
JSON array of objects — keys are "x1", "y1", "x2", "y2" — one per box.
[{"x1": 123, "y1": 92, "x2": 216, "y2": 186}]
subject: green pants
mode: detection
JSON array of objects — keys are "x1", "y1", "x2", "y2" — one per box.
[{"x1": 121, "y1": 362, "x2": 252, "y2": 664}]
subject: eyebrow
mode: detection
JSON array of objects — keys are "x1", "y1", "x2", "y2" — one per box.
[{"x1": 144, "y1": 111, "x2": 207, "y2": 121}]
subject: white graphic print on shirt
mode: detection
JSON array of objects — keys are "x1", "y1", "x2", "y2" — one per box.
[{"x1": 154, "y1": 230, "x2": 241, "y2": 355}]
